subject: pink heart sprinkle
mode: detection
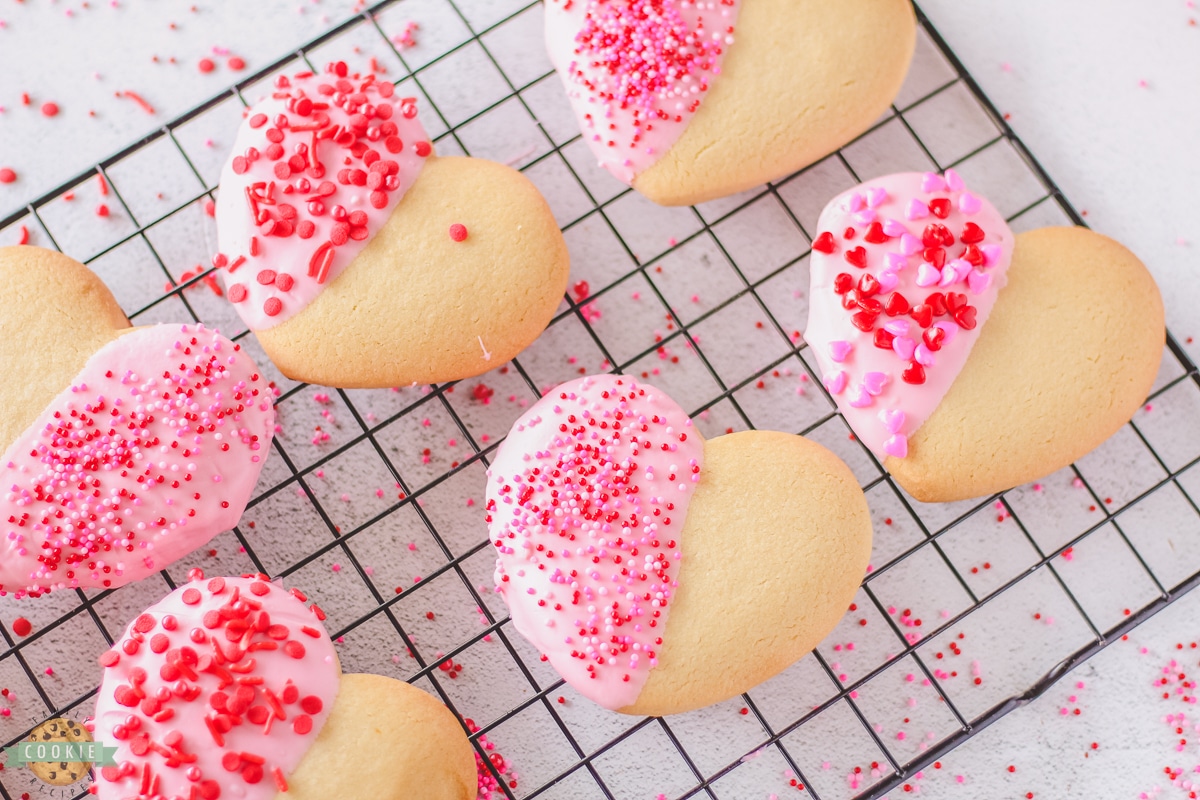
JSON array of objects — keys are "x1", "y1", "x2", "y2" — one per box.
[
  {"x1": 916, "y1": 262, "x2": 941, "y2": 287},
  {"x1": 905, "y1": 199, "x2": 929, "y2": 221},
  {"x1": 921, "y1": 172, "x2": 946, "y2": 193},
  {"x1": 853, "y1": 209, "x2": 877, "y2": 225},
  {"x1": 968, "y1": 268, "x2": 992, "y2": 295},
  {"x1": 884, "y1": 434, "x2": 909, "y2": 458},
  {"x1": 848, "y1": 192, "x2": 865, "y2": 213},
  {"x1": 934, "y1": 321, "x2": 958, "y2": 344},
  {"x1": 944, "y1": 168, "x2": 964, "y2": 191},
  {"x1": 883, "y1": 319, "x2": 911, "y2": 337},
  {"x1": 863, "y1": 372, "x2": 888, "y2": 396},
  {"x1": 939, "y1": 264, "x2": 959, "y2": 288},
  {"x1": 915, "y1": 343, "x2": 937, "y2": 366},
  {"x1": 892, "y1": 336, "x2": 917, "y2": 361},
  {"x1": 877, "y1": 270, "x2": 899, "y2": 293},
  {"x1": 958, "y1": 192, "x2": 982, "y2": 215},
  {"x1": 882, "y1": 218, "x2": 908, "y2": 238},
  {"x1": 879, "y1": 408, "x2": 907, "y2": 435},
  {"x1": 848, "y1": 385, "x2": 873, "y2": 408},
  {"x1": 823, "y1": 371, "x2": 848, "y2": 395},
  {"x1": 899, "y1": 234, "x2": 922, "y2": 256},
  {"x1": 884, "y1": 252, "x2": 908, "y2": 271},
  {"x1": 866, "y1": 187, "x2": 889, "y2": 208},
  {"x1": 981, "y1": 244, "x2": 1003, "y2": 267},
  {"x1": 829, "y1": 340, "x2": 853, "y2": 363}
]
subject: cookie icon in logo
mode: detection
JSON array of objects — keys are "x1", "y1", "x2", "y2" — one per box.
[{"x1": 25, "y1": 718, "x2": 92, "y2": 786}]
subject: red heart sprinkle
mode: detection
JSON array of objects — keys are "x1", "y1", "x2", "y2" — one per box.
[
  {"x1": 858, "y1": 274, "x2": 881, "y2": 298},
  {"x1": 910, "y1": 304, "x2": 933, "y2": 328},
  {"x1": 873, "y1": 328, "x2": 895, "y2": 350},
  {"x1": 926, "y1": 292, "x2": 947, "y2": 316},
  {"x1": 813, "y1": 231, "x2": 837, "y2": 254},
  {"x1": 843, "y1": 227, "x2": 857, "y2": 240},
  {"x1": 833, "y1": 273, "x2": 854, "y2": 294},
  {"x1": 954, "y1": 305, "x2": 978, "y2": 330},
  {"x1": 923, "y1": 247, "x2": 946, "y2": 270},
  {"x1": 864, "y1": 221, "x2": 889, "y2": 244},
  {"x1": 961, "y1": 244, "x2": 984, "y2": 267},
  {"x1": 841, "y1": 290, "x2": 859, "y2": 311},
  {"x1": 844, "y1": 246, "x2": 868, "y2": 269},
  {"x1": 945, "y1": 292, "x2": 968, "y2": 313},
  {"x1": 923, "y1": 326, "x2": 945, "y2": 352},
  {"x1": 851, "y1": 310, "x2": 878, "y2": 332},
  {"x1": 857, "y1": 296, "x2": 883, "y2": 315},
  {"x1": 961, "y1": 222, "x2": 985, "y2": 244},
  {"x1": 929, "y1": 198, "x2": 951, "y2": 219},
  {"x1": 902, "y1": 362, "x2": 927, "y2": 385},
  {"x1": 922, "y1": 223, "x2": 954, "y2": 248},
  {"x1": 884, "y1": 292, "x2": 910, "y2": 316}
]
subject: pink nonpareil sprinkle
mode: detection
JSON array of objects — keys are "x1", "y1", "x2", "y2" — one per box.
[{"x1": 331, "y1": 563, "x2": 341, "y2": 572}]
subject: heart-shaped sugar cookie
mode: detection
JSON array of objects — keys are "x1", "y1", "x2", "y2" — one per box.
[
  {"x1": 0, "y1": 247, "x2": 274, "y2": 597},
  {"x1": 485, "y1": 375, "x2": 872, "y2": 716},
  {"x1": 805, "y1": 174, "x2": 1164, "y2": 502},
  {"x1": 90, "y1": 573, "x2": 477, "y2": 800},
  {"x1": 545, "y1": 0, "x2": 916, "y2": 206},
  {"x1": 214, "y1": 61, "x2": 569, "y2": 389}
]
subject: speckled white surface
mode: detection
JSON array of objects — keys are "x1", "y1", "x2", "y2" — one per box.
[{"x1": 0, "y1": 3, "x2": 1198, "y2": 800}]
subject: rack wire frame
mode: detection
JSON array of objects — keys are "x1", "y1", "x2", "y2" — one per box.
[{"x1": 0, "y1": 2, "x2": 1198, "y2": 799}]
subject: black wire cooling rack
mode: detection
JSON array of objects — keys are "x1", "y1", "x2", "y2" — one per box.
[{"x1": 2, "y1": 2, "x2": 1200, "y2": 799}]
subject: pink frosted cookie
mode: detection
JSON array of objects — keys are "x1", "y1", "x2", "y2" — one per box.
[
  {"x1": 214, "y1": 61, "x2": 569, "y2": 389},
  {"x1": 485, "y1": 374, "x2": 872, "y2": 715},
  {"x1": 0, "y1": 246, "x2": 274, "y2": 598},
  {"x1": 806, "y1": 172, "x2": 1164, "y2": 502},
  {"x1": 545, "y1": 0, "x2": 916, "y2": 205},
  {"x1": 89, "y1": 572, "x2": 477, "y2": 800}
]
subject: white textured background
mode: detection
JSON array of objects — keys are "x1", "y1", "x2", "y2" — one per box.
[{"x1": 0, "y1": 2, "x2": 1198, "y2": 799}]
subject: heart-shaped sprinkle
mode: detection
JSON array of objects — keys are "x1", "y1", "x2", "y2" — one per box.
[
  {"x1": 866, "y1": 187, "x2": 889, "y2": 208},
  {"x1": 899, "y1": 233, "x2": 922, "y2": 255},
  {"x1": 863, "y1": 372, "x2": 888, "y2": 396},
  {"x1": 844, "y1": 246, "x2": 868, "y2": 269},
  {"x1": 486, "y1": 375, "x2": 703, "y2": 711},
  {"x1": 879, "y1": 408, "x2": 907, "y2": 435},
  {"x1": 877, "y1": 270, "x2": 900, "y2": 294},
  {"x1": 812, "y1": 231, "x2": 837, "y2": 254},
  {"x1": 929, "y1": 198, "x2": 952, "y2": 219},
  {"x1": 944, "y1": 169, "x2": 964, "y2": 191},
  {"x1": 922, "y1": 326, "x2": 946, "y2": 352},
  {"x1": 954, "y1": 305, "x2": 978, "y2": 330},
  {"x1": 848, "y1": 192, "x2": 865, "y2": 212},
  {"x1": 981, "y1": 243, "x2": 1004, "y2": 267},
  {"x1": 884, "y1": 292, "x2": 911, "y2": 317},
  {"x1": 910, "y1": 303, "x2": 934, "y2": 329},
  {"x1": 853, "y1": 209, "x2": 877, "y2": 225},
  {"x1": 829, "y1": 340, "x2": 853, "y2": 362},
  {"x1": 905, "y1": 199, "x2": 929, "y2": 221},
  {"x1": 892, "y1": 335, "x2": 917, "y2": 361},
  {"x1": 0, "y1": 326, "x2": 274, "y2": 598},
  {"x1": 884, "y1": 319, "x2": 911, "y2": 338},
  {"x1": 873, "y1": 328, "x2": 895, "y2": 350},
  {"x1": 848, "y1": 385, "x2": 873, "y2": 408},
  {"x1": 958, "y1": 192, "x2": 982, "y2": 215},
  {"x1": 916, "y1": 262, "x2": 941, "y2": 287},
  {"x1": 882, "y1": 218, "x2": 908, "y2": 238},
  {"x1": 934, "y1": 321, "x2": 959, "y2": 345},
  {"x1": 884, "y1": 252, "x2": 908, "y2": 272},
  {"x1": 924, "y1": 247, "x2": 947, "y2": 270},
  {"x1": 884, "y1": 434, "x2": 909, "y2": 458},
  {"x1": 824, "y1": 371, "x2": 848, "y2": 395},
  {"x1": 961, "y1": 222, "x2": 985, "y2": 244},
  {"x1": 921, "y1": 172, "x2": 947, "y2": 193},
  {"x1": 967, "y1": 268, "x2": 992, "y2": 296},
  {"x1": 864, "y1": 221, "x2": 889, "y2": 244},
  {"x1": 91, "y1": 573, "x2": 337, "y2": 800},
  {"x1": 915, "y1": 343, "x2": 937, "y2": 367},
  {"x1": 902, "y1": 361, "x2": 926, "y2": 385}
]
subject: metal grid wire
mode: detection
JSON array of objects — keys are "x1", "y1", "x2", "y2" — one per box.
[{"x1": 1, "y1": 2, "x2": 1199, "y2": 799}]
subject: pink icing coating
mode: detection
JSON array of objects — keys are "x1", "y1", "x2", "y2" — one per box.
[
  {"x1": 485, "y1": 375, "x2": 703, "y2": 710},
  {"x1": 91, "y1": 573, "x2": 338, "y2": 800},
  {"x1": 545, "y1": 0, "x2": 741, "y2": 185},
  {"x1": 0, "y1": 325, "x2": 274, "y2": 598},
  {"x1": 804, "y1": 171, "x2": 1014, "y2": 458},
  {"x1": 215, "y1": 61, "x2": 431, "y2": 330}
]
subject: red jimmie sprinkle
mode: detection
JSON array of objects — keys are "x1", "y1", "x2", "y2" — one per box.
[{"x1": 448, "y1": 223, "x2": 468, "y2": 242}]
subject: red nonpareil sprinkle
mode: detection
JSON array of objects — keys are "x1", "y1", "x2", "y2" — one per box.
[
  {"x1": 0, "y1": 167, "x2": 16, "y2": 183},
  {"x1": 11, "y1": 617, "x2": 32, "y2": 637},
  {"x1": 96, "y1": 203, "x2": 110, "y2": 217},
  {"x1": 448, "y1": 223, "x2": 468, "y2": 242},
  {"x1": 198, "y1": 58, "x2": 215, "y2": 73},
  {"x1": 41, "y1": 101, "x2": 59, "y2": 117},
  {"x1": 228, "y1": 56, "x2": 246, "y2": 71}
]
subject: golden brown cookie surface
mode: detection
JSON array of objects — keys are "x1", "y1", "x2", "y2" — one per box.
[
  {"x1": 622, "y1": 430, "x2": 873, "y2": 717},
  {"x1": 276, "y1": 673, "x2": 477, "y2": 800},
  {"x1": 887, "y1": 227, "x2": 1165, "y2": 502},
  {"x1": 633, "y1": 0, "x2": 917, "y2": 206},
  {"x1": 254, "y1": 156, "x2": 570, "y2": 388}
]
